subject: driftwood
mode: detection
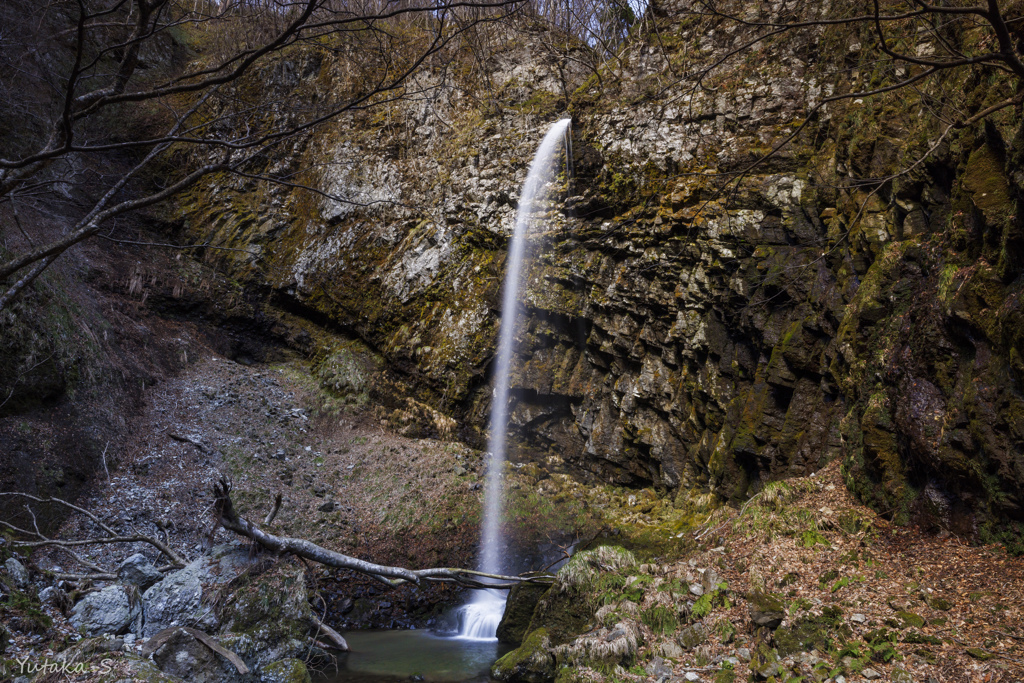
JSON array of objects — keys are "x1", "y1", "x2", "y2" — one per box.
[
  {"x1": 213, "y1": 478, "x2": 555, "y2": 590},
  {"x1": 310, "y1": 612, "x2": 349, "y2": 651},
  {"x1": 263, "y1": 493, "x2": 283, "y2": 526}
]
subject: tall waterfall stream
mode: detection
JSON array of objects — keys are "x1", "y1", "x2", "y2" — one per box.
[{"x1": 456, "y1": 118, "x2": 573, "y2": 641}]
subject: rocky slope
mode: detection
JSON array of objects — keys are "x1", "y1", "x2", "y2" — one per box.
[{"x1": 165, "y1": 1, "x2": 1023, "y2": 551}]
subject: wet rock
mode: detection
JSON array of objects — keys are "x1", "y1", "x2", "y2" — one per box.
[
  {"x1": 491, "y1": 628, "x2": 556, "y2": 682},
  {"x1": 497, "y1": 582, "x2": 550, "y2": 646},
  {"x1": 118, "y1": 553, "x2": 164, "y2": 590},
  {"x1": 70, "y1": 585, "x2": 142, "y2": 636}
]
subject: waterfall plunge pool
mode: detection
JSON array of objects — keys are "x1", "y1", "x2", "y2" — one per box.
[{"x1": 322, "y1": 629, "x2": 512, "y2": 683}]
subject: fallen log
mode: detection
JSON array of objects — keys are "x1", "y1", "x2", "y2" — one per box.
[{"x1": 213, "y1": 477, "x2": 554, "y2": 590}]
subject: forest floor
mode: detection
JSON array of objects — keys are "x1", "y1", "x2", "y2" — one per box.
[{"x1": 554, "y1": 459, "x2": 1024, "y2": 683}]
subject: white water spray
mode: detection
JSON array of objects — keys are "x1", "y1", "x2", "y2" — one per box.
[{"x1": 456, "y1": 118, "x2": 573, "y2": 640}]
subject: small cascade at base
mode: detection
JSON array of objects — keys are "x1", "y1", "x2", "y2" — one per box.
[{"x1": 454, "y1": 592, "x2": 506, "y2": 640}]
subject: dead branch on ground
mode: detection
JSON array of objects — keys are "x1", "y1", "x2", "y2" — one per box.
[
  {"x1": 213, "y1": 477, "x2": 555, "y2": 590},
  {"x1": 0, "y1": 491, "x2": 188, "y2": 572}
]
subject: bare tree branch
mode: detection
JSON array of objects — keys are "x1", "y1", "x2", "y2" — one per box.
[
  {"x1": 0, "y1": 491, "x2": 187, "y2": 567},
  {"x1": 213, "y1": 477, "x2": 554, "y2": 590}
]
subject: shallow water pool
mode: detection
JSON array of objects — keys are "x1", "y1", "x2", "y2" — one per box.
[{"x1": 323, "y1": 629, "x2": 511, "y2": 683}]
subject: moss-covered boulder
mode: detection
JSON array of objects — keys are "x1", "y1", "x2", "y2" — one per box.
[
  {"x1": 492, "y1": 628, "x2": 557, "y2": 683},
  {"x1": 748, "y1": 641, "x2": 783, "y2": 681},
  {"x1": 260, "y1": 658, "x2": 313, "y2": 683},
  {"x1": 748, "y1": 590, "x2": 785, "y2": 630},
  {"x1": 677, "y1": 623, "x2": 707, "y2": 650},
  {"x1": 497, "y1": 582, "x2": 550, "y2": 646},
  {"x1": 517, "y1": 547, "x2": 635, "y2": 647},
  {"x1": 897, "y1": 611, "x2": 925, "y2": 629},
  {"x1": 774, "y1": 619, "x2": 831, "y2": 656},
  {"x1": 216, "y1": 561, "x2": 313, "y2": 669}
]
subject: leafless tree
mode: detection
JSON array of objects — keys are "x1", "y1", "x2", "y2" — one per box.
[
  {"x1": 672, "y1": 0, "x2": 1023, "y2": 187},
  {"x1": 0, "y1": 0, "x2": 526, "y2": 312}
]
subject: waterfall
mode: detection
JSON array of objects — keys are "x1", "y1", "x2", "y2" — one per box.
[{"x1": 456, "y1": 118, "x2": 572, "y2": 640}]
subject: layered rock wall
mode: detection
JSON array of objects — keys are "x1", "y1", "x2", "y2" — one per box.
[{"x1": 175, "y1": 3, "x2": 1024, "y2": 547}]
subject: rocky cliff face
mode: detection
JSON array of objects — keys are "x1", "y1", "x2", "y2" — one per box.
[{"x1": 173, "y1": 3, "x2": 1024, "y2": 550}]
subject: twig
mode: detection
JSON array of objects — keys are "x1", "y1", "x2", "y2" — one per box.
[
  {"x1": 263, "y1": 493, "x2": 282, "y2": 526},
  {"x1": 100, "y1": 441, "x2": 110, "y2": 484},
  {"x1": 169, "y1": 432, "x2": 210, "y2": 454}
]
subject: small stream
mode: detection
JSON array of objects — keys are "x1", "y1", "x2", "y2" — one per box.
[{"x1": 323, "y1": 630, "x2": 511, "y2": 683}]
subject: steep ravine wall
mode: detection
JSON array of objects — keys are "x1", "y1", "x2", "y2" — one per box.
[{"x1": 174, "y1": 7, "x2": 1024, "y2": 549}]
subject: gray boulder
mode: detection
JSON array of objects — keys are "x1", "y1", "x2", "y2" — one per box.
[
  {"x1": 70, "y1": 585, "x2": 142, "y2": 636},
  {"x1": 141, "y1": 543, "x2": 255, "y2": 637},
  {"x1": 117, "y1": 553, "x2": 164, "y2": 590},
  {"x1": 4, "y1": 558, "x2": 29, "y2": 588},
  {"x1": 141, "y1": 564, "x2": 205, "y2": 637},
  {"x1": 151, "y1": 628, "x2": 241, "y2": 683},
  {"x1": 39, "y1": 585, "x2": 69, "y2": 611},
  {"x1": 748, "y1": 591, "x2": 786, "y2": 630}
]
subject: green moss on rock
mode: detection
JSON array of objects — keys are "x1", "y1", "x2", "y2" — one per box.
[
  {"x1": 497, "y1": 582, "x2": 551, "y2": 646},
  {"x1": 492, "y1": 628, "x2": 556, "y2": 683},
  {"x1": 260, "y1": 658, "x2": 312, "y2": 683}
]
